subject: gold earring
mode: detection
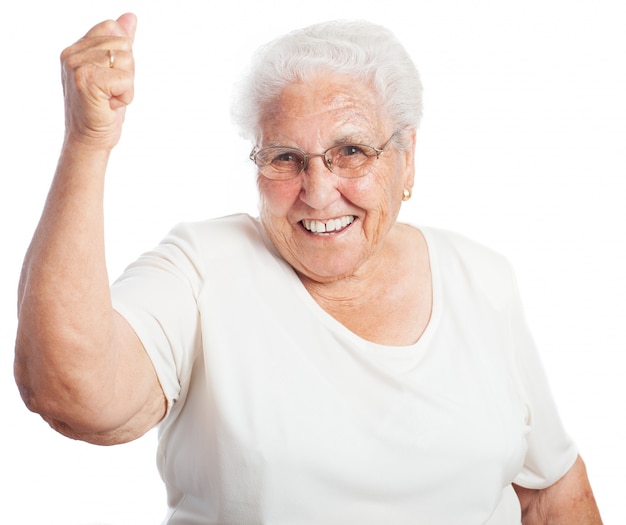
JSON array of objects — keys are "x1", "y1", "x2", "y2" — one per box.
[{"x1": 402, "y1": 188, "x2": 412, "y2": 201}]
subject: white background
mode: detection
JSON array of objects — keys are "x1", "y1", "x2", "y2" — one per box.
[{"x1": 2, "y1": 0, "x2": 624, "y2": 523}]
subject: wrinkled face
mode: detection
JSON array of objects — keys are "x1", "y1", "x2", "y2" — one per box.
[{"x1": 256, "y1": 73, "x2": 415, "y2": 284}]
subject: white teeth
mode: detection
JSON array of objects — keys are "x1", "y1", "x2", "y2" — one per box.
[
  {"x1": 302, "y1": 216, "x2": 355, "y2": 234},
  {"x1": 312, "y1": 220, "x2": 325, "y2": 233}
]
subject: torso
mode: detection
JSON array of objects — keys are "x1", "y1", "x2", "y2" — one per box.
[
  {"x1": 300, "y1": 223, "x2": 432, "y2": 346},
  {"x1": 111, "y1": 215, "x2": 575, "y2": 523}
]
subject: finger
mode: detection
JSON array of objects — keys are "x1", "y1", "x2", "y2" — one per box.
[
  {"x1": 63, "y1": 13, "x2": 137, "y2": 64},
  {"x1": 107, "y1": 52, "x2": 135, "y2": 109},
  {"x1": 62, "y1": 35, "x2": 133, "y2": 70},
  {"x1": 100, "y1": 48, "x2": 134, "y2": 73},
  {"x1": 116, "y1": 13, "x2": 138, "y2": 45},
  {"x1": 66, "y1": 16, "x2": 135, "y2": 63},
  {"x1": 83, "y1": 13, "x2": 136, "y2": 41},
  {"x1": 109, "y1": 77, "x2": 134, "y2": 110},
  {"x1": 83, "y1": 49, "x2": 135, "y2": 108},
  {"x1": 61, "y1": 48, "x2": 134, "y2": 118},
  {"x1": 63, "y1": 46, "x2": 134, "y2": 77}
]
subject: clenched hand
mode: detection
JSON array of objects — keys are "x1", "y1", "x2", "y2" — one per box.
[{"x1": 60, "y1": 13, "x2": 137, "y2": 150}]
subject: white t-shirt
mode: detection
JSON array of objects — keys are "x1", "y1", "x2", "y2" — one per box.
[{"x1": 111, "y1": 214, "x2": 577, "y2": 525}]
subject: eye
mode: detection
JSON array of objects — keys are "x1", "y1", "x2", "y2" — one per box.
[
  {"x1": 337, "y1": 145, "x2": 367, "y2": 157},
  {"x1": 273, "y1": 151, "x2": 302, "y2": 164},
  {"x1": 255, "y1": 148, "x2": 304, "y2": 169},
  {"x1": 330, "y1": 144, "x2": 376, "y2": 169}
]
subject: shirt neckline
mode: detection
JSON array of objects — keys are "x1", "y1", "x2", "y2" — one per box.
[{"x1": 269, "y1": 222, "x2": 443, "y2": 359}]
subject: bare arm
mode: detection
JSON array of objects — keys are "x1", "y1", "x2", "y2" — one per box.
[
  {"x1": 14, "y1": 14, "x2": 165, "y2": 445},
  {"x1": 513, "y1": 455, "x2": 602, "y2": 524}
]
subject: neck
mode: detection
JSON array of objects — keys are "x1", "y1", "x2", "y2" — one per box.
[{"x1": 296, "y1": 224, "x2": 433, "y2": 346}]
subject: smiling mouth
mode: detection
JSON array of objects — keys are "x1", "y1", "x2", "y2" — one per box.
[{"x1": 301, "y1": 216, "x2": 355, "y2": 234}]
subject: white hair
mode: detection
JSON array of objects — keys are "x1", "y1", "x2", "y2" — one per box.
[{"x1": 231, "y1": 20, "x2": 423, "y2": 147}]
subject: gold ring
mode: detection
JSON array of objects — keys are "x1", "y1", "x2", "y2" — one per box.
[{"x1": 108, "y1": 49, "x2": 115, "y2": 68}]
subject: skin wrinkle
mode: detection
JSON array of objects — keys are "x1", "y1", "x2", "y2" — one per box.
[
  {"x1": 259, "y1": 82, "x2": 381, "y2": 148},
  {"x1": 254, "y1": 72, "x2": 429, "y2": 347},
  {"x1": 257, "y1": 73, "x2": 414, "y2": 287}
]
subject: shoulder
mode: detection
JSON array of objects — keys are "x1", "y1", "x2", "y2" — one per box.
[
  {"x1": 419, "y1": 226, "x2": 517, "y2": 309},
  {"x1": 169, "y1": 212, "x2": 262, "y2": 240},
  {"x1": 119, "y1": 214, "x2": 272, "y2": 283},
  {"x1": 419, "y1": 225, "x2": 510, "y2": 266},
  {"x1": 165, "y1": 213, "x2": 269, "y2": 257}
]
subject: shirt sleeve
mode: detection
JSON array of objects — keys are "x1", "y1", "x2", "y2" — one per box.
[
  {"x1": 110, "y1": 222, "x2": 204, "y2": 413},
  {"x1": 508, "y1": 270, "x2": 579, "y2": 489}
]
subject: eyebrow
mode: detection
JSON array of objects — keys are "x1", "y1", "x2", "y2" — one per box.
[
  {"x1": 331, "y1": 129, "x2": 373, "y2": 145},
  {"x1": 262, "y1": 134, "x2": 374, "y2": 150}
]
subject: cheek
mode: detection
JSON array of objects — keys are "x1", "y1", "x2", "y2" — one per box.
[
  {"x1": 380, "y1": 160, "x2": 408, "y2": 207},
  {"x1": 257, "y1": 177, "x2": 301, "y2": 218},
  {"x1": 356, "y1": 167, "x2": 400, "y2": 210},
  {"x1": 354, "y1": 167, "x2": 404, "y2": 235}
]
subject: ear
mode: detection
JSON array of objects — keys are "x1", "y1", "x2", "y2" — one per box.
[{"x1": 401, "y1": 127, "x2": 417, "y2": 191}]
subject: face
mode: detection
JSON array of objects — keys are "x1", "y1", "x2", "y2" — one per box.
[{"x1": 256, "y1": 73, "x2": 415, "y2": 284}]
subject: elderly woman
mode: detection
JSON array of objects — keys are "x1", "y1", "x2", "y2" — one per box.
[{"x1": 15, "y1": 13, "x2": 601, "y2": 525}]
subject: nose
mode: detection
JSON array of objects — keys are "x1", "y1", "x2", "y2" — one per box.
[
  {"x1": 303, "y1": 152, "x2": 332, "y2": 171},
  {"x1": 299, "y1": 155, "x2": 341, "y2": 210}
]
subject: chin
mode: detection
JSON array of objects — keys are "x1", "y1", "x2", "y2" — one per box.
[{"x1": 292, "y1": 255, "x2": 365, "y2": 284}]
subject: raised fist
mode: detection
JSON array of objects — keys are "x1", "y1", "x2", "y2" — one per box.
[{"x1": 60, "y1": 13, "x2": 137, "y2": 150}]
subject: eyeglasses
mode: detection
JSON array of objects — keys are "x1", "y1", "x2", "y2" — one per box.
[{"x1": 249, "y1": 134, "x2": 396, "y2": 181}]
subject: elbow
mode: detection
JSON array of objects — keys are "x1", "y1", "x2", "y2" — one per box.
[
  {"x1": 15, "y1": 359, "x2": 125, "y2": 445},
  {"x1": 14, "y1": 337, "x2": 148, "y2": 446},
  {"x1": 14, "y1": 316, "x2": 161, "y2": 446},
  {"x1": 14, "y1": 334, "x2": 112, "y2": 441},
  {"x1": 14, "y1": 340, "x2": 70, "y2": 427},
  {"x1": 14, "y1": 324, "x2": 62, "y2": 417},
  {"x1": 14, "y1": 336, "x2": 43, "y2": 415}
]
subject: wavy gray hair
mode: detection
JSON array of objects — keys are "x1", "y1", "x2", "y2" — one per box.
[{"x1": 231, "y1": 20, "x2": 423, "y2": 147}]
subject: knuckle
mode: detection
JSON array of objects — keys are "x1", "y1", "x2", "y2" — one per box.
[
  {"x1": 59, "y1": 47, "x2": 70, "y2": 63},
  {"x1": 61, "y1": 52, "x2": 81, "y2": 72},
  {"x1": 60, "y1": 44, "x2": 80, "y2": 66},
  {"x1": 100, "y1": 19, "x2": 119, "y2": 32},
  {"x1": 71, "y1": 63, "x2": 94, "y2": 87}
]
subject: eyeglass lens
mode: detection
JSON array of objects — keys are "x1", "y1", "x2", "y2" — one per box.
[{"x1": 258, "y1": 144, "x2": 379, "y2": 178}]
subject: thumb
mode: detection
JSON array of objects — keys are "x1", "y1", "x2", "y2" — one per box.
[{"x1": 116, "y1": 13, "x2": 138, "y2": 44}]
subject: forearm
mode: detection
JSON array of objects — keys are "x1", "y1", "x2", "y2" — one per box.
[
  {"x1": 15, "y1": 140, "x2": 118, "y2": 427},
  {"x1": 514, "y1": 456, "x2": 602, "y2": 525}
]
